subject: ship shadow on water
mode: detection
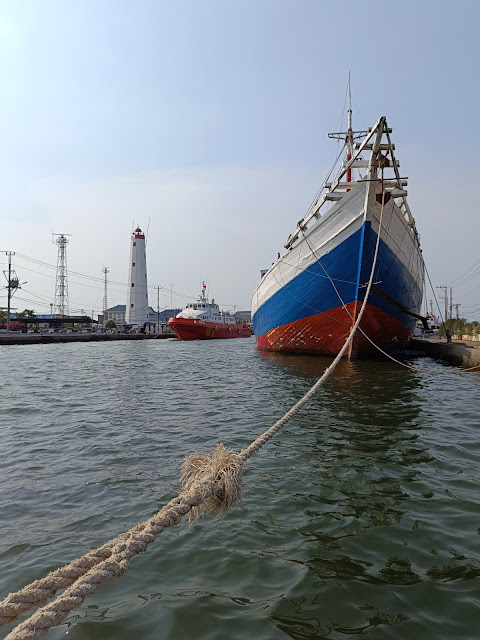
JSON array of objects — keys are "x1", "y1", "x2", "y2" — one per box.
[{"x1": 254, "y1": 350, "x2": 454, "y2": 639}]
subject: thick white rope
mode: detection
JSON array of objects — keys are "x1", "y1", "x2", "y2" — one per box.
[{"x1": 1, "y1": 195, "x2": 388, "y2": 640}]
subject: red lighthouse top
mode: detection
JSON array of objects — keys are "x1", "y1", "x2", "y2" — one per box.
[{"x1": 134, "y1": 226, "x2": 145, "y2": 239}]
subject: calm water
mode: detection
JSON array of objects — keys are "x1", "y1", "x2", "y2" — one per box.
[{"x1": 1, "y1": 337, "x2": 480, "y2": 640}]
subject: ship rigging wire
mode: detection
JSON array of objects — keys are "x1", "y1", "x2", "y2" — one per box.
[{"x1": 297, "y1": 213, "x2": 479, "y2": 374}]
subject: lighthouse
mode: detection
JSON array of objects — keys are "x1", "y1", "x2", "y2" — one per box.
[{"x1": 125, "y1": 226, "x2": 149, "y2": 328}]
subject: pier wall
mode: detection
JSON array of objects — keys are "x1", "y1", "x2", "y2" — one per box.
[
  {"x1": 414, "y1": 337, "x2": 480, "y2": 370},
  {"x1": 0, "y1": 333, "x2": 174, "y2": 346}
]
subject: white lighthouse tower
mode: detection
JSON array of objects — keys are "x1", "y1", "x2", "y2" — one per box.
[{"x1": 125, "y1": 226, "x2": 149, "y2": 328}]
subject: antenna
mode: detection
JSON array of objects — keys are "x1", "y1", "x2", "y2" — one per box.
[
  {"x1": 53, "y1": 233, "x2": 71, "y2": 316},
  {"x1": 145, "y1": 217, "x2": 151, "y2": 245}
]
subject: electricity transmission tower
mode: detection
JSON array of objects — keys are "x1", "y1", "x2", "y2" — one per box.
[{"x1": 53, "y1": 233, "x2": 71, "y2": 316}]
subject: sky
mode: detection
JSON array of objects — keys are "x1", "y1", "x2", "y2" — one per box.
[{"x1": 0, "y1": 0, "x2": 479, "y2": 320}]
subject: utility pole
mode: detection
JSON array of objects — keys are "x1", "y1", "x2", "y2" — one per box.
[
  {"x1": 102, "y1": 267, "x2": 109, "y2": 326},
  {"x1": 2, "y1": 252, "x2": 22, "y2": 333},
  {"x1": 436, "y1": 286, "x2": 448, "y2": 324},
  {"x1": 454, "y1": 303, "x2": 461, "y2": 319},
  {"x1": 449, "y1": 287, "x2": 453, "y2": 320},
  {"x1": 155, "y1": 285, "x2": 160, "y2": 334},
  {"x1": 169, "y1": 281, "x2": 174, "y2": 310},
  {"x1": 429, "y1": 299, "x2": 434, "y2": 317}
]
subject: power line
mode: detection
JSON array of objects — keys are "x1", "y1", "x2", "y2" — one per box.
[
  {"x1": 447, "y1": 257, "x2": 480, "y2": 287},
  {"x1": 13, "y1": 251, "x2": 242, "y2": 311}
]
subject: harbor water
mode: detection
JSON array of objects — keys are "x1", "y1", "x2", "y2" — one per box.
[{"x1": 1, "y1": 338, "x2": 479, "y2": 639}]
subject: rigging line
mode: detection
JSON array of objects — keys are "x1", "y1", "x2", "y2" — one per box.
[
  {"x1": 302, "y1": 229, "x2": 479, "y2": 374},
  {"x1": 302, "y1": 141, "x2": 347, "y2": 221},
  {"x1": 355, "y1": 323, "x2": 480, "y2": 373},
  {"x1": 351, "y1": 95, "x2": 369, "y2": 133},
  {"x1": 298, "y1": 168, "x2": 393, "y2": 324},
  {"x1": 278, "y1": 256, "x2": 359, "y2": 285},
  {"x1": 268, "y1": 264, "x2": 351, "y2": 329},
  {"x1": 300, "y1": 230, "x2": 350, "y2": 319},
  {"x1": 297, "y1": 178, "x2": 478, "y2": 374},
  {"x1": 425, "y1": 263, "x2": 446, "y2": 324},
  {"x1": 334, "y1": 78, "x2": 349, "y2": 133}
]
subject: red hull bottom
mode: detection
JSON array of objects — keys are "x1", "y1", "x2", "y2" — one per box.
[
  {"x1": 168, "y1": 318, "x2": 252, "y2": 340},
  {"x1": 255, "y1": 303, "x2": 412, "y2": 357}
]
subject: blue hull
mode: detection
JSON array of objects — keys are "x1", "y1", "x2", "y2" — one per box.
[{"x1": 253, "y1": 222, "x2": 423, "y2": 356}]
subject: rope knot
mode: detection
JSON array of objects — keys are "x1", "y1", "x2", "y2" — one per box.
[{"x1": 180, "y1": 444, "x2": 244, "y2": 519}]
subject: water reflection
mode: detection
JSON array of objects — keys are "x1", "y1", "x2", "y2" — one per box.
[{"x1": 259, "y1": 351, "x2": 433, "y2": 638}]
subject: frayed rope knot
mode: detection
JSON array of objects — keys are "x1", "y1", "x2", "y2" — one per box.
[{"x1": 181, "y1": 444, "x2": 244, "y2": 519}]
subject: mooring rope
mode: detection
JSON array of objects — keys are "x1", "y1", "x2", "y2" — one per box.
[{"x1": 0, "y1": 195, "x2": 388, "y2": 640}]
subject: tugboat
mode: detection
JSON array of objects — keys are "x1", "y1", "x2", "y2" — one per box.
[{"x1": 168, "y1": 283, "x2": 252, "y2": 340}]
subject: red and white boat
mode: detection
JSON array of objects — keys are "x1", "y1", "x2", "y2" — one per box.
[{"x1": 168, "y1": 283, "x2": 252, "y2": 340}]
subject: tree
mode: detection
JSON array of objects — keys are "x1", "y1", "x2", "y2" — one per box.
[
  {"x1": 16, "y1": 309, "x2": 35, "y2": 318},
  {"x1": 105, "y1": 320, "x2": 117, "y2": 329}
]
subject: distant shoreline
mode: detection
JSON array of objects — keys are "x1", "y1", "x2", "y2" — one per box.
[{"x1": 0, "y1": 333, "x2": 174, "y2": 346}]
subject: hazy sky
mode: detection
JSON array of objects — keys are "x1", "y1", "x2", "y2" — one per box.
[{"x1": 1, "y1": 0, "x2": 479, "y2": 319}]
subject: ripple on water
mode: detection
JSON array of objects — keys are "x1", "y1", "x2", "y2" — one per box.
[{"x1": 1, "y1": 342, "x2": 480, "y2": 639}]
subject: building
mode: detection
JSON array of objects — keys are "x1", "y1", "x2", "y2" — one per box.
[
  {"x1": 103, "y1": 305, "x2": 127, "y2": 326},
  {"x1": 125, "y1": 226, "x2": 149, "y2": 327},
  {"x1": 101, "y1": 305, "x2": 181, "y2": 332},
  {"x1": 234, "y1": 310, "x2": 252, "y2": 323}
]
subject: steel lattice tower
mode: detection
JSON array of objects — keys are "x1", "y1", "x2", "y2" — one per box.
[
  {"x1": 103, "y1": 266, "x2": 109, "y2": 320},
  {"x1": 53, "y1": 233, "x2": 70, "y2": 316}
]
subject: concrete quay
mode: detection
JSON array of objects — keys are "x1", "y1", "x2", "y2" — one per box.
[
  {"x1": 0, "y1": 333, "x2": 175, "y2": 346},
  {"x1": 412, "y1": 336, "x2": 480, "y2": 370}
]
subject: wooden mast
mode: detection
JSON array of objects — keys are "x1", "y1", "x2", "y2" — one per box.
[{"x1": 346, "y1": 72, "x2": 353, "y2": 188}]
